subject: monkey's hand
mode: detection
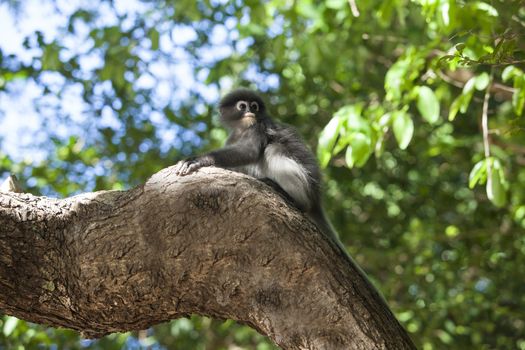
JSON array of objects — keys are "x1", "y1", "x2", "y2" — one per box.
[{"x1": 174, "y1": 156, "x2": 214, "y2": 176}]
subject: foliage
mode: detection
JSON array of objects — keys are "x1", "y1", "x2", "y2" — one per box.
[{"x1": 1, "y1": 0, "x2": 525, "y2": 349}]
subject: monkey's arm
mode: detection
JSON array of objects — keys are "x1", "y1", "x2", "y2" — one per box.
[{"x1": 175, "y1": 134, "x2": 263, "y2": 176}]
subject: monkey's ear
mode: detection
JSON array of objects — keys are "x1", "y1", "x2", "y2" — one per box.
[{"x1": 219, "y1": 106, "x2": 234, "y2": 118}]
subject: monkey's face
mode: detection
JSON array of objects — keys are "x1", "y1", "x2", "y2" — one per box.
[{"x1": 219, "y1": 89, "x2": 266, "y2": 129}]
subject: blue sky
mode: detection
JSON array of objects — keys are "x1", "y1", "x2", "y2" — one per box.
[
  {"x1": 0, "y1": 0, "x2": 217, "y2": 162},
  {"x1": 0, "y1": 0, "x2": 279, "y2": 166},
  {"x1": 0, "y1": 0, "x2": 64, "y2": 161}
]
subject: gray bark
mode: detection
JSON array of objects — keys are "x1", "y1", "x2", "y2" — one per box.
[{"x1": 0, "y1": 166, "x2": 416, "y2": 349}]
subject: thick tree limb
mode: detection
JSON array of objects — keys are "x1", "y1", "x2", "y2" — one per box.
[{"x1": 0, "y1": 167, "x2": 415, "y2": 349}]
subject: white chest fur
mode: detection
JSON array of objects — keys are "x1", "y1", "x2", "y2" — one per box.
[{"x1": 235, "y1": 144, "x2": 311, "y2": 210}]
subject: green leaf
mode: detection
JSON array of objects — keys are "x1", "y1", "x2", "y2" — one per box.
[
  {"x1": 392, "y1": 111, "x2": 414, "y2": 150},
  {"x1": 502, "y1": 65, "x2": 522, "y2": 82},
  {"x1": 337, "y1": 105, "x2": 370, "y2": 135},
  {"x1": 416, "y1": 86, "x2": 440, "y2": 124},
  {"x1": 3, "y1": 316, "x2": 18, "y2": 336},
  {"x1": 512, "y1": 76, "x2": 525, "y2": 116},
  {"x1": 325, "y1": 0, "x2": 346, "y2": 10},
  {"x1": 454, "y1": 43, "x2": 466, "y2": 52},
  {"x1": 459, "y1": 93, "x2": 472, "y2": 113},
  {"x1": 41, "y1": 44, "x2": 61, "y2": 71},
  {"x1": 463, "y1": 77, "x2": 476, "y2": 95},
  {"x1": 317, "y1": 115, "x2": 343, "y2": 167},
  {"x1": 487, "y1": 160, "x2": 507, "y2": 207},
  {"x1": 374, "y1": 132, "x2": 386, "y2": 157},
  {"x1": 448, "y1": 96, "x2": 462, "y2": 121},
  {"x1": 439, "y1": 1, "x2": 451, "y2": 26},
  {"x1": 149, "y1": 28, "x2": 160, "y2": 51},
  {"x1": 450, "y1": 78, "x2": 476, "y2": 117},
  {"x1": 473, "y1": 1, "x2": 498, "y2": 16},
  {"x1": 469, "y1": 159, "x2": 487, "y2": 188},
  {"x1": 318, "y1": 105, "x2": 372, "y2": 167},
  {"x1": 345, "y1": 133, "x2": 372, "y2": 168},
  {"x1": 384, "y1": 50, "x2": 425, "y2": 102},
  {"x1": 436, "y1": 329, "x2": 453, "y2": 345},
  {"x1": 306, "y1": 42, "x2": 321, "y2": 72},
  {"x1": 333, "y1": 134, "x2": 349, "y2": 155},
  {"x1": 474, "y1": 73, "x2": 490, "y2": 91}
]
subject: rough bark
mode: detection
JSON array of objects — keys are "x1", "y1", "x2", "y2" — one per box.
[{"x1": 0, "y1": 166, "x2": 416, "y2": 350}]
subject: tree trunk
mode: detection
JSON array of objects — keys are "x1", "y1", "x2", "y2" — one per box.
[{"x1": 0, "y1": 167, "x2": 416, "y2": 350}]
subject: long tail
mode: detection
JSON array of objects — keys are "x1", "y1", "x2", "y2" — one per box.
[{"x1": 309, "y1": 203, "x2": 389, "y2": 304}]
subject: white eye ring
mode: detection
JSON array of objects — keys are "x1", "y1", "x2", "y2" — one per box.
[
  {"x1": 250, "y1": 101, "x2": 259, "y2": 111},
  {"x1": 236, "y1": 101, "x2": 248, "y2": 111}
]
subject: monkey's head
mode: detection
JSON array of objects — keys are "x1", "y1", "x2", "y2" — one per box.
[{"x1": 219, "y1": 88, "x2": 266, "y2": 129}]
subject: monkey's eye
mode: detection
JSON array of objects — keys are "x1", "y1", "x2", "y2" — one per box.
[
  {"x1": 236, "y1": 101, "x2": 248, "y2": 111},
  {"x1": 250, "y1": 101, "x2": 259, "y2": 112}
]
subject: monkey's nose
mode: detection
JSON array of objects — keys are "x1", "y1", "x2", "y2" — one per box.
[{"x1": 243, "y1": 112, "x2": 255, "y2": 118}]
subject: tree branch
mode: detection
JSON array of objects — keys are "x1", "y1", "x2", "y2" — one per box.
[
  {"x1": 438, "y1": 68, "x2": 515, "y2": 100},
  {"x1": 0, "y1": 166, "x2": 415, "y2": 349}
]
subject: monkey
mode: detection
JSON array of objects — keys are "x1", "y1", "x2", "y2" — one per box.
[{"x1": 174, "y1": 88, "x2": 344, "y2": 250}]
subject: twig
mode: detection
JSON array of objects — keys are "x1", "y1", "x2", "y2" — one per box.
[
  {"x1": 482, "y1": 71, "x2": 493, "y2": 197},
  {"x1": 348, "y1": 0, "x2": 360, "y2": 17},
  {"x1": 482, "y1": 78, "x2": 492, "y2": 160},
  {"x1": 436, "y1": 70, "x2": 465, "y2": 89},
  {"x1": 436, "y1": 69, "x2": 515, "y2": 100}
]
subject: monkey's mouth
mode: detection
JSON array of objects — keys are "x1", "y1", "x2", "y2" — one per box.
[{"x1": 240, "y1": 112, "x2": 256, "y2": 127}]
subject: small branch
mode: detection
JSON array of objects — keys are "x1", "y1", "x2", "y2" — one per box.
[
  {"x1": 329, "y1": 81, "x2": 345, "y2": 94},
  {"x1": 492, "y1": 138, "x2": 525, "y2": 155},
  {"x1": 437, "y1": 69, "x2": 515, "y2": 99},
  {"x1": 436, "y1": 70, "x2": 465, "y2": 89},
  {"x1": 348, "y1": 0, "x2": 360, "y2": 17},
  {"x1": 361, "y1": 33, "x2": 406, "y2": 43},
  {"x1": 482, "y1": 76, "x2": 492, "y2": 160},
  {"x1": 482, "y1": 72, "x2": 493, "y2": 197}
]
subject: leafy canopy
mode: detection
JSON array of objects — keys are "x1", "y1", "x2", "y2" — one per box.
[{"x1": 1, "y1": 0, "x2": 525, "y2": 349}]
